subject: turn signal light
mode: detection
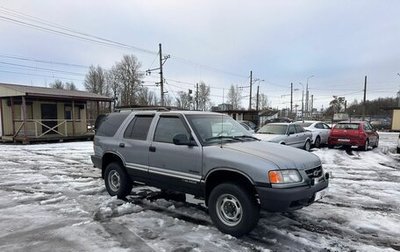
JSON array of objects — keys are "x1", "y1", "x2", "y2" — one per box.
[{"x1": 268, "y1": 171, "x2": 283, "y2": 183}]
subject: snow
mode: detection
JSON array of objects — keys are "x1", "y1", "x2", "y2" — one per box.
[{"x1": 0, "y1": 132, "x2": 399, "y2": 251}]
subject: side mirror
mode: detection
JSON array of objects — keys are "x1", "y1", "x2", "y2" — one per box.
[{"x1": 173, "y1": 134, "x2": 196, "y2": 146}]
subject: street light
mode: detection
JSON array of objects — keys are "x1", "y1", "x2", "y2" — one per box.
[
  {"x1": 305, "y1": 75, "x2": 314, "y2": 119},
  {"x1": 254, "y1": 79, "x2": 264, "y2": 111},
  {"x1": 298, "y1": 82, "x2": 304, "y2": 122}
]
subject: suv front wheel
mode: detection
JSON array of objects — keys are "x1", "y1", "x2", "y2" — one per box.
[
  {"x1": 208, "y1": 183, "x2": 259, "y2": 237},
  {"x1": 104, "y1": 162, "x2": 132, "y2": 199}
]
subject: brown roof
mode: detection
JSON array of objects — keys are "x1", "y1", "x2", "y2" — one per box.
[{"x1": 0, "y1": 83, "x2": 112, "y2": 101}]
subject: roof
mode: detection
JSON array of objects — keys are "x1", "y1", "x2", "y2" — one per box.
[{"x1": 0, "y1": 83, "x2": 113, "y2": 101}]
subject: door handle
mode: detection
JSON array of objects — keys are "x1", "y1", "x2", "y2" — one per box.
[
  {"x1": 119, "y1": 143, "x2": 125, "y2": 148},
  {"x1": 149, "y1": 146, "x2": 156, "y2": 152}
]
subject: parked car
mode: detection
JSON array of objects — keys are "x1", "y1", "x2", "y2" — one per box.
[
  {"x1": 237, "y1": 120, "x2": 257, "y2": 131},
  {"x1": 238, "y1": 121, "x2": 255, "y2": 133},
  {"x1": 295, "y1": 121, "x2": 331, "y2": 148},
  {"x1": 254, "y1": 123, "x2": 313, "y2": 151},
  {"x1": 328, "y1": 121, "x2": 379, "y2": 151},
  {"x1": 91, "y1": 110, "x2": 329, "y2": 237}
]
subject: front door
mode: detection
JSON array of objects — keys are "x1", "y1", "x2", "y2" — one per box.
[
  {"x1": 148, "y1": 114, "x2": 202, "y2": 195},
  {"x1": 41, "y1": 104, "x2": 58, "y2": 134}
]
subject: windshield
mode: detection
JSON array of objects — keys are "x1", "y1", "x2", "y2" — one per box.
[
  {"x1": 186, "y1": 114, "x2": 253, "y2": 144},
  {"x1": 257, "y1": 124, "x2": 288, "y2": 134}
]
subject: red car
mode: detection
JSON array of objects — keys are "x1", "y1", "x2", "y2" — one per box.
[{"x1": 328, "y1": 121, "x2": 379, "y2": 151}]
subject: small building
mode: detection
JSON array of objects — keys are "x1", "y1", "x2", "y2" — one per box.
[
  {"x1": 391, "y1": 108, "x2": 400, "y2": 131},
  {"x1": 0, "y1": 83, "x2": 112, "y2": 143}
]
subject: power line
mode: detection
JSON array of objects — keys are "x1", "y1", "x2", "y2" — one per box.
[
  {"x1": 0, "y1": 61, "x2": 86, "y2": 76},
  {"x1": 0, "y1": 54, "x2": 89, "y2": 68},
  {"x1": 0, "y1": 6, "x2": 250, "y2": 80},
  {"x1": 0, "y1": 69, "x2": 84, "y2": 82}
]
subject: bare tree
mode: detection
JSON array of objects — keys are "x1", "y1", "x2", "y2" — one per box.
[
  {"x1": 197, "y1": 81, "x2": 210, "y2": 111},
  {"x1": 84, "y1": 65, "x2": 109, "y2": 96},
  {"x1": 253, "y1": 93, "x2": 269, "y2": 110},
  {"x1": 227, "y1": 84, "x2": 242, "y2": 109},
  {"x1": 112, "y1": 55, "x2": 144, "y2": 106},
  {"x1": 49, "y1": 80, "x2": 64, "y2": 89},
  {"x1": 65, "y1": 82, "x2": 77, "y2": 91},
  {"x1": 175, "y1": 91, "x2": 191, "y2": 109},
  {"x1": 137, "y1": 87, "x2": 158, "y2": 106}
]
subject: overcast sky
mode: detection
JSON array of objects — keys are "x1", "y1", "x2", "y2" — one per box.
[{"x1": 0, "y1": 0, "x2": 399, "y2": 110}]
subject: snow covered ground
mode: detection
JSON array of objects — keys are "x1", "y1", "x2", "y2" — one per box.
[{"x1": 0, "y1": 132, "x2": 399, "y2": 252}]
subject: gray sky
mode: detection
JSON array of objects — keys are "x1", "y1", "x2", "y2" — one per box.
[{"x1": 0, "y1": 0, "x2": 399, "y2": 110}]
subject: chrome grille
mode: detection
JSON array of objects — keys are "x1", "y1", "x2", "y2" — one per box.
[{"x1": 305, "y1": 166, "x2": 323, "y2": 179}]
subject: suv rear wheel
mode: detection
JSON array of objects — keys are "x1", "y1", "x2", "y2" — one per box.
[
  {"x1": 208, "y1": 183, "x2": 259, "y2": 237},
  {"x1": 104, "y1": 162, "x2": 132, "y2": 199}
]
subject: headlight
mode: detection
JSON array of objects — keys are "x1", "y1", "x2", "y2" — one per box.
[{"x1": 268, "y1": 169, "x2": 302, "y2": 184}]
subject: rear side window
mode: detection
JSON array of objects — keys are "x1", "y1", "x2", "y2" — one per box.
[
  {"x1": 96, "y1": 113, "x2": 129, "y2": 137},
  {"x1": 123, "y1": 115, "x2": 154, "y2": 140}
]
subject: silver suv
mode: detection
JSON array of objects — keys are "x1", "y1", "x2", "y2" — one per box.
[{"x1": 91, "y1": 110, "x2": 329, "y2": 236}]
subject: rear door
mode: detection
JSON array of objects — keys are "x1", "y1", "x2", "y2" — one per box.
[
  {"x1": 294, "y1": 124, "x2": 308, "y2": 147},
  {"x1": 148, "y1": 114, "x2": 202, "y2": 195},
  {"x1": 118, "y1": 114, "x2": 154, "y2": 181}
]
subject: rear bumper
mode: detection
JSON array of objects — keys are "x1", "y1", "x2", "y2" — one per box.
[
  {"x1": 256, "y1": 179, "x2": 329, "y2": 212},
  {"x1": 328, "y1": 137, "x2": 364, "y2": 147},
  {"x1": 91, "y1": 155, "x2": 102, "y2": 169}
]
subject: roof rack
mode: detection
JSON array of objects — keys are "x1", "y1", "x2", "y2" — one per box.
[{"x1": 114, "y1": 106, "x2": 171, "y2": 112}]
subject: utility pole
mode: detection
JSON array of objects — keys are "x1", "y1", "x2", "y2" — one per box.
[
  {"x1": 305, "y1": 75, "x2": 314, "y2": 119},
  {"x1": 310, "y1": 94, "x2": 314, "y2": 118},
  {"x1": 249, "y1": 71, "x2": 253, "y2": 110},
  {"x1": 195, "y1": 83, "x2": 199, "y2": 110},
  {"x1": 159, "y1": 43, "x2": 164, "y2": 106},
  {"x1": 290, "y1": 83, "x2": 293, "y2": 116},
  {"x1": 362, "y1": 75, "x2": 367, "y2": 121},
  {"x1": 146, "y1": 43, "x2": 169, "y2": 107},
  {"x1": 256, "y1": 85, "x2": 260, "y2": 111}
]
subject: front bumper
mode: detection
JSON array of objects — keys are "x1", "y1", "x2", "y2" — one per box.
[{"x1": 256, "y1": 178, "x2": 329, "y2": 212}]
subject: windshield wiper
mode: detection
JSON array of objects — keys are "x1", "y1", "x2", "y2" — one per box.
[
  {"x1": 233, "y1": 135, "x2": 260, "y2": 141},
  {"x1": 205, "y1": 136, "x2": 242, "y2": 142}
]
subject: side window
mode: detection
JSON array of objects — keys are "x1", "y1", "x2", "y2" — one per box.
[
  {"x1": 315, "y1": 123, "x2": 323, "y2": 129},
  {"x1": 323, "y1": 123, "x2": 331, "y2": 129},
  {"x1": 154, "y1": 116, "x2": 190, "y2": 144},
  {"x1": 288, "y1": 125, "x2": 296, "y2": 134},
  {"x1": 123, "y1": 115, "x2": 154, "y2": 140}
]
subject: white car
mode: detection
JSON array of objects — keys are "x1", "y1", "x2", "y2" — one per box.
[
  {"x1": 255, "y1": 123, "x2": 313, "y2": 151},
  {"x1": 295, "y1": 121, "x2": 331, "y2": 148}
]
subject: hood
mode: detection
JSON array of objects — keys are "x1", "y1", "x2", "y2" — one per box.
[
  {"x1": 220, "y1": 141, "x2": 321, "y2": 170},
  {"x1": 254, "y1": 133, "x2": 285, "y2": 142}
]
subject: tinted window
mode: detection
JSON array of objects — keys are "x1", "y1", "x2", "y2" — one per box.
[
  {"x1": 323, "y1": 123, "x2": 331, "y2": 129},
  {"x1": 315, "y1": 123, "x2": 323, "y2": 129},
  {"x1": 288, "y1": 125, "x2": 296, "y2": 134},
  {"x1": 96, "y1": 113, "x2": 129, "y2": 137},
  {"x1": 335, "y1": 123, "x2": 359, "y2": 130},
  {"x1": 294, "y1": 124, "x2": 304, "y2": 133},
  {"x1": 124, "y1": 115, "x2": 154, "y2": 140},
  {"x1": 154, "y1": 116, "x2": 190, "y2": 144}
]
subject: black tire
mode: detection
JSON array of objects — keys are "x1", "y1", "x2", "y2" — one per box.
[
  {"x1": 304, "y1": 140, "x2": 311, "y2": 151},
  {"x1": 359, "y1": 139, "x2": 369, "y2": 151},
  {"x1": 314, "y1": 136, "x2": 321, "y2": 148},
  {"x1": 208, "y1": 183, "x2": 259, "y2": 237},
  {"x1": 104, "y1": 162, "x2": 132, "y2": 199},
  {"x1": 397, "y1": 147, "x2": 400, "y2": 154},
  {"x1": 328, "y1": 144, "x2": 334, "y2": 149}
]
